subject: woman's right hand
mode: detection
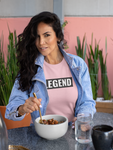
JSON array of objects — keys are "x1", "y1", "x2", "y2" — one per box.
[{"x1": 18, "y1": 97, "x2": 42, "y2": 116}]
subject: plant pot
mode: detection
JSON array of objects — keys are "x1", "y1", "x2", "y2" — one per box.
[
  {"x1": 0, "y1": 106, "x2": 31, "y2": 130},
  {"x1": 96, "y1": 101, "x2": 113, "y2": 114}
]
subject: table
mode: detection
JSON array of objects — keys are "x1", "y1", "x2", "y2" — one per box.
[{"x1": 8, "y1": 112, "x2": 113, "y2": 150}]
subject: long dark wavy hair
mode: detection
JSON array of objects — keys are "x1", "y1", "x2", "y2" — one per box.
[{"x1": 16, "y1": 11, "x2": 64, "y2": 92}]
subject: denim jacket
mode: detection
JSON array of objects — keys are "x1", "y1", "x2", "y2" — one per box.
[{"x1": 5, "y1": 48, "x2": 96, "y2": 124}]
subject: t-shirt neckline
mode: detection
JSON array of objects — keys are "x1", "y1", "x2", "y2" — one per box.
[{"x1": 44, "y1": 57, "x2": 64, "y2": 67}]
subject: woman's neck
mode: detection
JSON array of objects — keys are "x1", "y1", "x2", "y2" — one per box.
[{"x1": 44, "y1": 50, "x2": 63, "y2": 64}]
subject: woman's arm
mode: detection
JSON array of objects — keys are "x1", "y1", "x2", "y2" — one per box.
[
  {"x1": 75, "y1": 60, "x2": 96, "y2": 118},
  {"x1": 5, "y1": 79, "x2": 41, "y2": 121}
]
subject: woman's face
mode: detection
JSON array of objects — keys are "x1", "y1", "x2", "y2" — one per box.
[{"x1": 35, "y1": 22, "x2": 59, "y2": 56}]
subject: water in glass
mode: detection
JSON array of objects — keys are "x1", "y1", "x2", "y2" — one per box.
[{"x1": 75, "y1": 112, "x2": 93, "y2": 144}]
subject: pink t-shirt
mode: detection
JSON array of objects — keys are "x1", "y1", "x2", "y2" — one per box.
[{"x1": 43, "y1": 58, "x2": 78, "y2": 122}]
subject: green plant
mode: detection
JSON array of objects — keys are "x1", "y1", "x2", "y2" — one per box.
[
  {"x1": 0, "y1": 34, "x2": 4, "y2": 105},
  {"x1": 0, "y1": 30, "x2": 18, "y2": 106},
  {"x1": 61, "y1": 20, "x2": 69, "y2": 50},
  {"x1": 99, "y1": 38, "x2": 111, "y2": 100},
  {"x1": 75, "y1": 34, "x2": 87, "y2": 60},
  {"x1": 87, "y1": 34, "x2": 100, "y2": 100},
  {"x1": 62, "y1": 20, "x2": 68, "y2": 29}
]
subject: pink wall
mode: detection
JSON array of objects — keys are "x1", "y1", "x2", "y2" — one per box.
[
  {"x1": 64, "y1": 17, "x2": 113, "y2": 96},
  {"x1": 0, "y1": 18, "x2": 31, "y2": 55},
  {"x1": 0, "y1": 17, "x2": 113, "y2": 96}
]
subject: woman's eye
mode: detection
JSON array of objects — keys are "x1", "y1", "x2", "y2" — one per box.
[{"x1": 45, "y1": 34, "x2": 50, "y2": 37}]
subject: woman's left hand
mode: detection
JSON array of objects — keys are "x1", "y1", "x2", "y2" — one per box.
[
  {"x1": 72, "y1": 117, "x2": 91, "y2": 131},
  {"x1": 72, "y1": 117, "x2": 77, "y2": 129}
]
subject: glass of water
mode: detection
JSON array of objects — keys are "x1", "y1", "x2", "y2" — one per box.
[{"x1": 75, "y1": 112, "x2": 93, "y2": 144}]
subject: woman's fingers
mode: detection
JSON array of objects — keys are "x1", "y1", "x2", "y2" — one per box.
[
  {"x1": 72, "y1": 117, "x2": 77, "y2": 122},
  {"x1": 29, "y1": 97, "x2": 42, "y2": 111},
  {"x1": 31, "y1": 97, "x2": 42, "y2": 108},
  {"x1": 21, "y1": 97, "x2": 42, "y2": 114},
  {"x1": 72, "y1": 117, "x2": 77, "y2": 129},
  {"x1": 81, "y1": 124, "x2": 91, "y2": 131},
  {"x1": 71, "y1": 116, "x2": 90, "y2": 131}
]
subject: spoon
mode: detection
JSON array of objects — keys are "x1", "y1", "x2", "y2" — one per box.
[
  {"x1": 9, "y1": 145, "x2": 29, "y2": 150},
  {"x1": 33, "y1": 93, "x2": 43, "y2": 124}
]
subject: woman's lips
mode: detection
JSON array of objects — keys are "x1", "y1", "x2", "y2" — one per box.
[{"x1": 40, "y1": 47, "x2": 48, "y2": 51}]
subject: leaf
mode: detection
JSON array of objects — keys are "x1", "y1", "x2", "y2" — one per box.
[
  {"x1": 75, "y1": 34, "x2": 87, "y2": 60},
  {"x1": 98, "y1": 38, "x2": 111, "y2": 100},
  {"x1": 87, "y1": 33, "x2": 100, "y2": 100},
  {"x1": 0, "y1": 30, "x2": 19, "y2": 105}
]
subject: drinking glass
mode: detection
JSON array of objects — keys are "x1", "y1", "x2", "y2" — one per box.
[
  {"x1": 75, "y1": 112, "x2": 93, "y2": 144},
  {"x1": 0, "y1": 111, "x2": 8, "y2": 150}
]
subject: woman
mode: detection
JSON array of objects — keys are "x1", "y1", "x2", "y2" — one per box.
[{"x1": 5, "y1": 11, "x2": 96, "y2": 127}]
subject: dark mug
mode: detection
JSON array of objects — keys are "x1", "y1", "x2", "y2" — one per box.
[{"x1": 91, "y1": 125, "x2": 113, "y2": 150}]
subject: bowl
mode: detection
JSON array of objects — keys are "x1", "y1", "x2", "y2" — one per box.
[{"x1": 34, "y1": 114, "x2": 68, "y2": 140}]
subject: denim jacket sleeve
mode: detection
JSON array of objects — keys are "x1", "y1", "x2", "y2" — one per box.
[
  {"x1": 74, "y1": 58, "x2": 96, "y2": 117},
  {"x1": 5, "y1": 79, "x2": 28, "y2": 121}
]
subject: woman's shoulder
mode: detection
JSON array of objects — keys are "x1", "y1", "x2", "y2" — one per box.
[
  {"x1": 66, "y1": 52, "x2": 86, "y2": 66},
  {"x1": 65, "y1": 52, "x2": 89, "y2": 76}
]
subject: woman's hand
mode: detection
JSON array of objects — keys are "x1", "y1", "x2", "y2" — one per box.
[
  {"x1": 18, "y1": 97, "x2": 42, "y2": 116},
  {"x1": 72, "y1": 117, "x2": 77, "y2": 129},
  {"x1": 72, "y1": 117, "x2": 91, "y2": 131}
]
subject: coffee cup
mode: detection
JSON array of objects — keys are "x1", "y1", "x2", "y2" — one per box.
[{"x1": 91, "y1": 125, "x2": 113, "y2": 150}]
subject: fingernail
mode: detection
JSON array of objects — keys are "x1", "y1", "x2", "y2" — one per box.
[
  {"x1": 72, "y1": 125, "x2": 75, "y2": 129},
  {"x1": 39, "y1": 105, "x2": 42, "y2": 108},
  {"x1": 72, "y1": 122, "x2": 74, "y2": 125}
]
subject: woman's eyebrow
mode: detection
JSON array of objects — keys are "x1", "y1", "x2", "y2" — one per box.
[
  {"x1": 43, "y1": 31, "x2": 51, "y2": 35},
  {"x1": 37, "y1": 31, "x2": 51, "y2": 36}
]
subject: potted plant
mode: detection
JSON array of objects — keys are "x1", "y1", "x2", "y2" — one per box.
[
  {"x1": 74, "y1": 34, "x2": 113, "y2": 113},
  {"x1": 87, "y1": 34, "x2": 100, "y2": 100},
  {"x1": 99, "y1": 38, "x2": 111, "y2": 100},
  {"x1": 96, "y1": 38, "x2": 113, "y2": 114},
  {"x1": 0, "y1": 30, "x2": 31, "y2": 129},
  {"x1": 75, "y1": 33, "x2": 87, "y2": 61}
]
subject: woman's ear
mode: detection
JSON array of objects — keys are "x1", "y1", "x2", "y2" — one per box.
[{"x1": 57, "y1": 39, "x2": 61, "y2": 44}]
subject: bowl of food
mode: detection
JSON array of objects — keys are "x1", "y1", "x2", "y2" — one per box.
[{"x1": 34, "y1": 114, "x2": 68, "y2": 140}]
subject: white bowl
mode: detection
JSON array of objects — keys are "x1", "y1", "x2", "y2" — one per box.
[{"x1": 34, "y1": 114, "x2": 68, "y2": 140}]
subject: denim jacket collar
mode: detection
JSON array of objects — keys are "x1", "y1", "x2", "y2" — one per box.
[
  {"x1": 35, "y1": 52, "x2": 44, "y2": 68},
  {"x1": 33, "y1": 47, "x2": 81, "y2": 84},
  {"x1": 34, "y1": 47, "x2": 80, "y2": 71}
]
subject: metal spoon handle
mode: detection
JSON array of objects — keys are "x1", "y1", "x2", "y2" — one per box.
[{"x1": 33, "y1": 93, "x2": 42, "y2": 121}]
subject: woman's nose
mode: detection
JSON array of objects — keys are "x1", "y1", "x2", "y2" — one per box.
[{"x1": 39, "y1": 37, "x2": 45, "y2": 45}]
